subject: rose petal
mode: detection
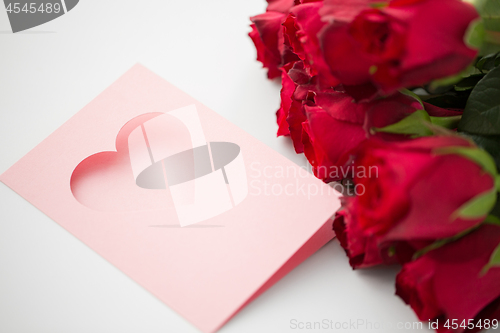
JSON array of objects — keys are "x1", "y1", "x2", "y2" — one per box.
[
  {"x1": 250, "y1": 12, "x2": 286, "y2": 79},
  {"x1": 302, "y1": 105, "x2": 366, "y2": 181},
  {"x1": 396, "y1": 224, "x2": 500, "y2": 331}
]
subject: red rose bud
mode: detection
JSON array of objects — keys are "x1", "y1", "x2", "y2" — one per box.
[
  {"x1": 276, "y1": 68, "x2": 296, "y2": 137},
  {"x1": 302, "y1": 105, "x2": 366, "y2": 181},
  {"x1": 336, "y1": 136, "x2": 498, "y2": 268},
  {"x1": 284, "y1": 2, "x2": 341, "y2": 87},
  {"x1": 396, "y1": 223, "x2": 500, "y2": 333},
  {"x1": 249, "y1": 12, "x2": 286, "y2": 79},
  {"x1": 276, "y1": 62, "x2": 313, "y2": 153},
  {"x1": 276, "y1": 62, "x2": 371, "y2": 167},
  {"x1": 333, "y1": 209, "x2": 389, "y2": 267},
  {"x1": 318, "y1": 0, "x2": 479, "y2": 95},
  {"x1": 249, "y1": 1, "x2": 325, "y2": 79},
  {"x1": 333, "y1": 206, "x2": 424, "y2": 268}
]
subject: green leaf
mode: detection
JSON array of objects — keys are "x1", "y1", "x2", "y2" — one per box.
[
  {"x1": 490, "y1": 194, "x2": 500, "y2": 220},
  {"x1": 430, "y1": 116, "x2": 462, "y2": 129},
  {"x1": 423, "y1": 122, "x2": 459, "y2": 137},
  {"x1": 479, "y1": 41, "x2": 500, "y2": 56},
  {"x1": 466, "y1": 134, "x2": 500, "y2": 171},
  {"x1": 424, "y1": 93, "x2": 469, "y2": 109},
  {"x1": 481, "y1": 242, "x2": 500, "y2": 275},
  {"x1": 434, "y1": 146, "x2": 498, "y2": 176},
  {"x1": 484, "y1": 213, "x2": 500, "y2": 226},
  {"x1": 452, "y1": 188, "x2": 497, "y2": 220},
  {"x1": 372, "y1": 109, "x2": 432, "y2": 138},
  {"x1": 461, "y1": 105, "x2": 500, "y2": 133},
  {"x1": 476, "y1": 52, "x2": 500, "y2": 72},
  {"x1": 454, "y1": 74, "x2": 485, "y2": 91},
  {"x1": 466, "y1": 0, "x2": 500, "y2": 54},
  {"x1": 478, "y1": 0, "x2": 500, "y2": 32},
  {"x1": 458, "y1": 65, "x2": 500, "y2": 135},
  {"x1": 400, "y1": 88, "x2": 424, "y2": 108},
  {"x1": 466, "y1": 18, "x2": 486, "y2": 49},
  {"x1": 430, "y1": 74, "x2": 465, "y2": 90},
  {"x1": 430, "y1": 65, "x2": 480, "y2": 90}
]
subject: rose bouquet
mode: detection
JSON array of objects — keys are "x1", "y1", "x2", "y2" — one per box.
[{"x1": 249, "y1": 0, "x2": 500, "y2": 331}]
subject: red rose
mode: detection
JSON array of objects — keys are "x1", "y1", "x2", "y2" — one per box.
[
  {"x1": 276, "y1": 65, "x2": 296, "y2": 137},
  {"x1": 266, "y1": 0, "x2": 296, "y2": 13},
  {"x1": 334, "y1": 202, "x2": 422, "y2": 268},
  {"x1": 270, "y1": 1, "x2": 466, "y2": 183},
  {"x1": 249, "y1": 11, "x2": 286, "y2": 79},
  {"x1": 334, "y1": 208, "x2": 400, "y2": 267},
  {"x1": 320, "y1": 0, "x2": 377, "y2": 22},
  {"x1": 333, "y1": 136, "x2": 497, "y2": 268},
  {"x1": 249, "y1": 0, "x2": 324, "y2": 79},
  {"x1": 276, "y1": 57, "x2": 462, "y2": 181},
  {"x1": 318, "y1": 0, "x2": 479, "y2": 95},
  {"x1": 396, "y1": 223, "x2": 500, "y2": 333},
  {"x1": 291, "y1": 84, "x2": 460, "y2": 181},
  {"x1": 276, "y1": 61, "x2": 316, "y2": 152},
  {"x1": 283, "y1": 2, "x2": 340, "y2": 87},
  {"x1": 255, "y1": 0, "x2": 470, "y2": 184},
  {"x1": 302, "y1": 105, "x2": 367, "y2": 181}
]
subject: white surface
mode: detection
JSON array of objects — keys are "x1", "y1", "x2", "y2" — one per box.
[{"x1": 0, "y1": 1, "x2": 435, "y2": 332}]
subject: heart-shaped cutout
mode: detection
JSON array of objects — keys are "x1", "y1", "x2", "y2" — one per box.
[
  {"x1": 70, "y1": 112, "x2": 175, "y2": 212},
  {"x1": 70, "y1": 106, "x2": 248, "y2": 227}
]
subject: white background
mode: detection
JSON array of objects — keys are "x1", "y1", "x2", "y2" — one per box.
[{"x1": 0, "y1": 1, "x2": 472, "y2": 332}]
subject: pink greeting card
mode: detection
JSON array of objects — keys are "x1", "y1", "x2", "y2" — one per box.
[{"x1": 0, "y1": 64, "x2": 340, "y2": 332}]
